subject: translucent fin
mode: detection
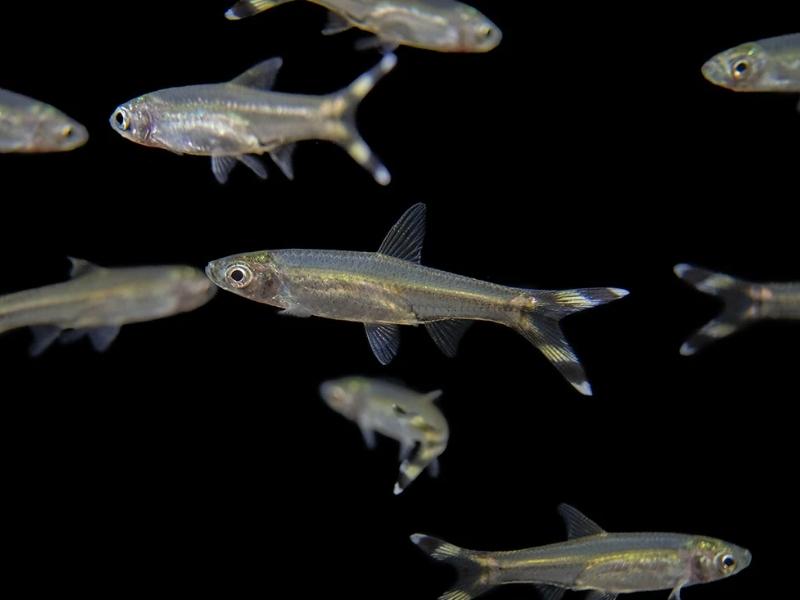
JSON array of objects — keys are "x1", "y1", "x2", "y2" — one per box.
[
  {"x1": 225, "y1": 0, "x2": 294, "y2": 20},
  {"x1": 365, "y1": 323, "x2": 400, "y2": 365},
  {"x1": 29, "y1": 325, "x2": 61, "y2": 357},
  {"x1": 238, "y1": 155, "x2": 268, "y2": 179},
  {"x1": 331, "y1": 53, "x2": 397, "y2": 185},
  {"x1": 68, "y1": 257, "x2": 100, "y2": 278},
  {"x1": 358, "y1": 424, "x2": 376, "y2": 449},
  {"x1": 377, "y1": 202, "x2": 425, "y2": 263},
  {"x1": 230, "y1": 57, "x2": 283, "y2": 90},
  {"x1": 212, "y1": 156, "x2": 236, "y2": 184},
  {"x1": 535, "y1": 584, "x2": 566, "y2": 600},
  {"x1": 410, "y1": 534, "x2": 489, "y2": 600},
  {"x1": 270, "y1": 144, "x2": 296, "y2": 180},
  {"x1": 586, "y1": 593, "x2": 617, "y2": 600},
  {"x1": 426, "y1": 320, "x2": 472, "y2": 357},
  {"x1": 396, "y1": 439, "x2": 446, "y2": 494},
  {"x1": 674, "y1": 264, "x2": 756, "y2": 356},
  {"x1": 278, "y1": 305, "x2": 313, "y2": 317},
  {"x1": 423, "y1": 390, "x2": 443, "y2": 403},
  {"x1": 88, "y1": 326, "x2": 120, "y2": 352},
  {"x1": 558, "y1": 504, "x2": 606, "y2": 539},
  {"x1": 668, "y1": 584, "x2": 686, "y2": 600},
  {"x1": 322, "y1": 11, "x2": 351, "y2": 35}
]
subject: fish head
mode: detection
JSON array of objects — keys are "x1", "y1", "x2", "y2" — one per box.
[
  {"x1": 27, "y1": 106, "x2": 88, "y2": 152},
  {"x1": 686, "y1": 537, "x2": 751, "y2": 584},
  {"x1": 110, "y1": 96, "x2": 158, "y2": 147},
  {"x1": 205, "y1": 252, "x2": 281, "y2": 304},
  {"x1": 319, "y1": 377, "x2": 368, "y2": 418},
  {"x1": 702, "y1": 42, "x2": 771, "y2": 91},
  {"x1": 455, "y1": 8, "x2": 502, "y2": 52}
]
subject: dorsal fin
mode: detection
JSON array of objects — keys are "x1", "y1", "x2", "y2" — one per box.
[
  {"x1": 377, "y1": 203, "x2": 425, "y2": 263},
  {"x1": 68, "y1": 257, "x2": 101, "y2": 278},
  {"x1": 558, "y1": 504, "x2": 606, "y2": 539},
  {"x1": 423, "y1": 390, "x2": 443, "y2": 403},
  {"x1": 230, "y1": 57, "x2": 283, "y2": 89}
]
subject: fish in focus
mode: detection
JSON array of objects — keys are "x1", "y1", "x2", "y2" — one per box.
[
  {"x1": 411, "y1": 503, "x2": 751, "y2": 600},
  {"x1": 0, "y1": 258, "x2": 216, "y2": 355},
  {"x1": 109, "y1": 53, "x2": 396, "y2": 185},
  {"x1": 205, "y1": 203, "x2": 628, "y2": 395},
  {"x1": 674, "y1": 263, "x2": 800, "y2": 355},
  {"x1": 702, "y1": 33, "x2": 800, "y2": 110},
  {"x1": 320, "y1": 376, "x2": 448, "y2": 494},
  {"x1": 225, "y1": 0, "x2": 501, "y2": 53},
  {"x1": 0, "y1": 88, "x2": 88, "y2": 152}
]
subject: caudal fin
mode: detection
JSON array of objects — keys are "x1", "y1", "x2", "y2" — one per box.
[
  {"x1": 330, "y1": 53, "x2": 397, "y2": 185},
  {"x1": 410, "y1": 534, "x2": 490, "y2": 600},
  {"x1": 674, "y1": 264, "x2": 757, "y2": 355},
  {"x1": 225, "y1": 0, "x2": 295, "y2": 20},
  {"x1": 516, "y1": 287, "x2": 629, "y2": 396}
]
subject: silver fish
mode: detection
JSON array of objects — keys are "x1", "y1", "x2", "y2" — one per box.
[
  {"x1": 675, "y1": 263, "x2": 800, "y2": 355},
  {"x1": 110, "y1": 53, "x2": 396, "y2": 185},
  {"x1": 0, "y1": 88, "x2": 88, "y2": 153},
  {"x1": 320, "y1": 376, "x2": 448, "y2": 494},
  {"x1": 225, "y1": 0, "x2": 501, "y2": 53},
  {"x1": 412, "y1": 503, "x2": 751, "y2": 600},
  {"x1": 702, "y1": 33, "x2": 800, "y2": 110},
  {"x1": 205, "y1": 203, "x2": 628, "y2": 395},
  {"x1": 0, "y1": 258, "x2": 216, "y2": 355}
]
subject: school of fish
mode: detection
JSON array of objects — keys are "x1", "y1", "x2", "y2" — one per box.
[{"x1": 4, "y1": 5, "x2": 785, "y2": 600}]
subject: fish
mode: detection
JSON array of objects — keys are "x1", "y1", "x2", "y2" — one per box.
[
  {"x1": 205, "y1": 203, "x2": 628, "y2": 396},
  {"x1": 674, "y1": 263, "x2": 800, "y2": 355},
  {"x1": 0, "y1": 88, "x2": 88, "y2": 153},
  {"x1": 320, "y1": 376, "x2": 448, "y2": 494},
  {"x1": 109, "y1": 53, "x2": 396, "y2": 185},
  {"x1": 224, "y1": 0, "x2": 502, "y2": 53},
  {"x1": 702, "y1": 33, "x2": 800, "y2": 110},
  {"x1": 411, "y1": 503, "x2": 751, "y2": 600},
  {"x1": 0, "y1": 258, "x2": 216, "y2": 355}
]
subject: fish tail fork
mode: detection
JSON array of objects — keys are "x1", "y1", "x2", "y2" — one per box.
[
  {"x1": 514, "y1": 287, "x2": 629, "y2": 396},
  {"x1": 410, "y1": 534, "x2": 490, "y2": 600},
  {"x1": 330, "y1": 53, "x2": 397, "y2": 186},
  {"x1": 225, "y1": 0, "x2": 295, "y2": 20}
]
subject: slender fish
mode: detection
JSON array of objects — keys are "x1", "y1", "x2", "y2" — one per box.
[
  {"x1": 412, "y1": 503, "x2": 751, "y2": 600},
  {"x1": 675, "y1": 263, "x2": 800, "y2": 355},
  {"x1": 702, "y1": 33, "x2": 800, "y2": 110},
  {"x1": 0, "y1": 258, "x2": 216, "y2": 355},
  {"x1": 0, "y1": 88, "x2": 87, "y2": 152},
  {"x1": 109, "y1": 54, "x2": 396, "y2": 185},
  {"x1": 206, "y1": 204, "x2": 628, "y2": 395},
  {"x1": 320, "y1": 376, "x2": 448, "y2": 494},
  {"x1": 225, "y1": 0, "x2": 502, "y2": 53}
]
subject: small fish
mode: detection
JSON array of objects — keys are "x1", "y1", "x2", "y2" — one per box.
[
  {"x1": 411, "y1": 503, "x2": 751, "y2": 600},
  {"x1": 0, "y1": 258, "x2": 216, "y2": 355},
  {"x1": 225, "y1": 0, "x2": 501, "y2": 53},
  {"x1": 0, "y1": 88, "x2": 88, "y2": 153},
  {"x1": 320, "y1": 376, "x2": 448, "y2": 494},
  {"x1": 110, "y1": 53, "x2": 396, "y2": 185},
  {"x1": 702, "y1": 33, "x2": 800, "y2": 110},
  {"x1": 675, "y1": 263, "x2": 800, "y2": 355},
  {"x1": 205, "y1": 203, "x2": 628, "y2": 395}
]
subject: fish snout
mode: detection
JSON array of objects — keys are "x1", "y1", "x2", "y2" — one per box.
[
  {"x1": 742, "y1": 549, "x2": 752, "y2": 569},
  {"x1": 701, "y1": 57, "x2": 730, "y2": 88}
]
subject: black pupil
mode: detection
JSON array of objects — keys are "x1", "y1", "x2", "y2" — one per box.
[
  {"x1": 735, "y1": 62, "x2": 747, "y2": 73},
  {"x1": 115, "y1": 112, "x2": 124, "y2": 125},
  {"x1": 723, "y1": 556, "x2": 735, "y2": 567},
  {"x1": 231, "y1": 269, "x2": 245, "y2": 282}
]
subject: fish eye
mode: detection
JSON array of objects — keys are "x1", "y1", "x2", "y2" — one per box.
[
  {"x1": 61, "y1": 125, "x2": 73, "y2": 138},
  {"x1": 225, "y1": 264, "x2": 253, "y2": 288},
  {"x1": 480, "y1": 26, "x2": 493, "y2": 38},
  {"x1": 732, "y1": 60, "x2": 750, "y2": 80},
  {"x1": 114, "y1": 109, "x2": 130, "y2": 131},
  {"x1": 720, "y1": 554, "x2": 736, "y2": 570}
]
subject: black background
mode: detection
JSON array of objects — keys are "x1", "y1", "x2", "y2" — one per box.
[{"x1": 2, "y1": 2, "x2": 795, "y2": 598}]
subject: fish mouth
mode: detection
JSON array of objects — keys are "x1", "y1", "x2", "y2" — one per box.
[{"x1": 701, "y1": 57, "x2": 730, "y2": 88}]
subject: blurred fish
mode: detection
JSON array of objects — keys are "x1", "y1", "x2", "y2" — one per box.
[
  {"x1": 0, "y1": 88, "x2": 88, "y2": 152},
  {"x1": 0, "y1": 259, "x2": 216, "y2": 355},
  {"x1": 206, "y1": 203, "x2": 628, "y2": 395},
  {"x1": 110, "y1": 53, "x2": 396, "y2": 185},
  {"x1": 412, "y1": 503, "x2": 751, "y2": 600},
  {"x1": 225, "y1": 0, "x2": 501, "y2": 52},
  {"x1": 675, "y1": 263, "x2": 800, "y2": 355},
  {"x1": 702, "y1": 33, "x2": 800, "y2": 110},
  {"x1": 320, "y1": 376, "x2": 447, "y2": 494}
]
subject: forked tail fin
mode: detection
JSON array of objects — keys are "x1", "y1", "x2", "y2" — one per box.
[
  {"x1": 410, "y1": 534, "x2": 490, "y2": 600},
  {"x1": 674, "y1": 264, "x2": 758, "y2": 355},
  {"x1": 225, "y1": 0, "x2": 296, "y2": 20}
]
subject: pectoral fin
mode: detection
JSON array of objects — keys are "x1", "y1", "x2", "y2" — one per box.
[{"x1": 322, "y1": 12, "x2": 351, "y2": 35}]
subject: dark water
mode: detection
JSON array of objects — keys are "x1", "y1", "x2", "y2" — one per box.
[{"x1": 2, "y1": 2, "x2": 792, "y2": 598}]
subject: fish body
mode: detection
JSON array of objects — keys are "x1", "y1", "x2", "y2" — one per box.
[
  {"x1": 320, "y1": 376, "x2": 447, "y2": 494},
  {"x1": 702, "y1": 33, "x2": 800, "y2": 109},
  {"x1": 225, "y1": 0, "x2": 501, "y2": 52},
  {"x1": 675, "y1": 263, "x2": 800, "y2": 355},
  {"x1": 0, "y1": 88, "x2": 88, "y2": 152},
  {"x1": 0, "y1": 259, "x2": 216, "y2": 355},
  {"x1": 412, "y1": 504, "x2": 751, "y2": 600},
  {"x1": 206, "y1": 204, "x2": 628, "y2": 395},
  {"x1": 110, "y1": 54, "x2": 396, "y2": 185}
]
